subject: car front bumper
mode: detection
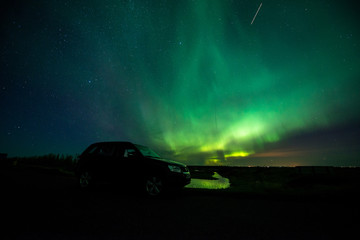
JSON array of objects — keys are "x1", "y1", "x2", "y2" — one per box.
[{"x1": 166, "y1": 171, "x2": 191, "y2": 187}]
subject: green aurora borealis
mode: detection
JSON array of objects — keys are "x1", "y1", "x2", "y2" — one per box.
[{"x1": 1, "y1": 0, "x2": 360, "y2": 166}]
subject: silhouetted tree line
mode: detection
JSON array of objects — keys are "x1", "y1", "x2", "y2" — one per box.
[{"x1": 8, "y1": 154, "x2": 77, "y2": 171}]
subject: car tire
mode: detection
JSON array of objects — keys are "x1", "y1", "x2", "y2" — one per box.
[
  {"x1": 144, "y1": 176, "x2": 164, "y2": 197},
  {"x1": 79, "y1": 170, "x2": 94, "y2": 189}
]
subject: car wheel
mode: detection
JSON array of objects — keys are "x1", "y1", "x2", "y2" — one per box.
[
  {"x1": 145, "y1": 176, "x2": 164, "y2": 197},
  {"x1": 79, "y1": 170, "x2": 94, "y2": 188}
]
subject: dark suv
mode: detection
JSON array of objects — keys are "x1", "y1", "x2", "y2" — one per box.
[{"x1": 75, "y1": 142, "x2": 191, "y2": 196}]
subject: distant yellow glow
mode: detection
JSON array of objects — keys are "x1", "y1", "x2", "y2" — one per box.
[
  {"x1": 225, "y1": 151, "x2": 254, "y2": 158},
  {"x1": 205, "y1": 159, "x2": 221, "y2": 165}
]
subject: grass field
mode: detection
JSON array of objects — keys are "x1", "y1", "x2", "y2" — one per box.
[
  {"x1": 188, "y1": 165, "x2": 360, "y2": 198},
  {"x1": 1, "y1": 160, "x2": 359, "y2": 239},
  {"x1": 4, "y1": 156, "x2": 359, "y2": 198}
]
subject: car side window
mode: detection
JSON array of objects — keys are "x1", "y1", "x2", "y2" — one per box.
[
  {"x1": 98, "y1": 145, "x2": 115, "y2": 157},
  {"x1": 124, "y1": 148, "x2": 137, "y2": 158},
  {"x1": 114, "y1": 147, "x2": 124, "y2": 157},
  {"x1": 87, "y1": 145, "x2": 99, "y2": 155},
  {"x1": 87, "y1": 145, "x2": 115, "y2": 157}
]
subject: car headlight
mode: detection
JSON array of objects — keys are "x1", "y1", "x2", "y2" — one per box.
[{"x1": 168, "y1": 165, "x2": 182, "y2": 173}]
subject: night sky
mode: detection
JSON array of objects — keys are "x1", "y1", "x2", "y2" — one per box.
[{"x1": 1, "y1": 0, "x2": 359, "y2": 166}]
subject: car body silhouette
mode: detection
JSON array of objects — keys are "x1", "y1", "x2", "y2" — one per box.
[{"x1": 75, "y1": 142, "x2": 191, "y2": 196}]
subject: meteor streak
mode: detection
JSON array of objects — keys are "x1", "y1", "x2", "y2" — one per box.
[{"x1": 251, "y1": 2, "x2": 263, "y2": 25}]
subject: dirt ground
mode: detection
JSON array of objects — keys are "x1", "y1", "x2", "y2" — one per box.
[{"x1": 1, "y1": 166, "x2": 359, "y2": 240}]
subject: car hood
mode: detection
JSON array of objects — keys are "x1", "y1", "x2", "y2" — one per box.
[{"x1": 146, "y1": 157, "x2": 187, "y2": 167}]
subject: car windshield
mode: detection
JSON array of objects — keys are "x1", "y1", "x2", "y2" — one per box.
[{"x1": 135, "y1": 144, "x2": 161, "y2": 158}]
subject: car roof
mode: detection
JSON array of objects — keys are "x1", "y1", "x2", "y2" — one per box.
[{"x1": 92, "y1": 141, "x2": 135, "y2": 146}]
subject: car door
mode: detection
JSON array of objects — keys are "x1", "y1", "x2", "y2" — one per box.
[
  {"x1": 117, "y1": 146, "x2": 143, "y2": 186},
  {"x1": 94, "y1": 143, "x2": 116, "y2": 180}
]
